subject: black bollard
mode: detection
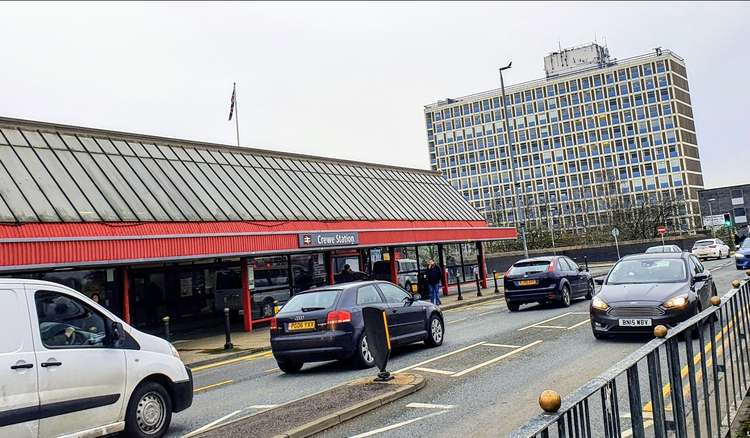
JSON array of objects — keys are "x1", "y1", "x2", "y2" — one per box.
[
  {"x1": 456, "y1": 274, "x2": 463, "y2": 301},
  {"x1": 223, "y1": 307, "x2": 233, "y2": 350},
  {"x1": 584, "y1": 255, "x2": 589, "y2": 271},
  {"x1": 162, "y1": 316, "x2": 170, "y2": 342},
  {"x1": 475, "y1": 273, "x2": 483, "y2": 297},
  {"x1": 493, "y1": 270, "x2": 500, "y2": 294}
]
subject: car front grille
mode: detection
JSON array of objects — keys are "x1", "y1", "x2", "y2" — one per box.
[{"x1": 609, "y1": 306, "x2": 665, "y2": 317}]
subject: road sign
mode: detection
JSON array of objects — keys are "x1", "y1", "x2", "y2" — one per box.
[
  {"x1": 703, "y1": 215, "x2": 724, "y2": 227},
  {"x1": 657, "y1": 226, "x2": 667, "y2": 235},
  {"x1": 611, "y1": 227, "x2": 620, "y2": 238}
]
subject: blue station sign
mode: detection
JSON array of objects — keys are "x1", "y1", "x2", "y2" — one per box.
[{"x1": 298, "y1": 232, "x2": 359, "y2": 248}]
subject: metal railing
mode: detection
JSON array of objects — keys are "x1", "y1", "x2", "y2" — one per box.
[{"x1": 511, "y1": 276, "x2": 750, "y2": 438}]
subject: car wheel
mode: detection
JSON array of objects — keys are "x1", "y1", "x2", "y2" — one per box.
[
  {"x1": 507, "y1": 302, "x2": 520, "y2": 312},
  {"x1": 351, "y1": 333, "x2": 375, "y2": 368},
  {"x1": 560, "y1": 285, "x2": 571, "y2": 308},
  {"x1": 585, "y1": 280, "x2": 594, "y2": 300},
  {"x1": 425, "y1": 314, "x2": 444, "y2": 347},
  {"x1": 277, "y1": 360, "x2": 304, "y2": 374},
  {"x1": 124, "y1": 381, "x2": 172, "y2": 438}
]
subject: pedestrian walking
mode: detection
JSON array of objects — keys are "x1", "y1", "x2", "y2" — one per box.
[{"x1": 425, "y1": 258, "x2": 443, "y2": 306}]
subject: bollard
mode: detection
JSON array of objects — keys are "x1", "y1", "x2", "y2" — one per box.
[
  {"x1": 492, "y1": 270, "x2": 500, "y2": 294},
  {"x1": 162, "y1": 316, "x2": 170, "y2": 342},
  {"x1": 584, "y1": 255, "x2": 589, "y2": 271},
  {"x1": 224, "y1": 307, "x2": 233, "y2": 350},
  {"x1": 475, "y1": 273, "x2": 483, "y2": 297},
  {"x1": 455, "y1": 274, "x2": 463, "y2": 301}
]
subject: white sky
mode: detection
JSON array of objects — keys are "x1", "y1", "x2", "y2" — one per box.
[{"x1": 1, "y1": 1, "x2": 748, "y2": 188}]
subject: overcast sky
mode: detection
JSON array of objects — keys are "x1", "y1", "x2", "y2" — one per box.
[{"x1": 1, "y1": 2, "x2": 747, "y2": 188}]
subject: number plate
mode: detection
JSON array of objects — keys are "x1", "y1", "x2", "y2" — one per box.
[
  {"x1": 518, "y1": 279, "x2": 538, "y2": 286},
  {"x1": 618, "y1": 319, "x2": 652, "y2": 327},
  {"x1": 288, "y1": 321, "x2": 316, "y2": 331}
]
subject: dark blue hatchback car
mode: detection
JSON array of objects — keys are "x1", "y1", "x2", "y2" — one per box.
[
  {"x1": 736, "y1": 238, "x2": 750, "y2": 270},
  {"x1": 270, "y1": 281, "x2": 444, "y2": 373},
  {"x1": 503, "y1": 256, "x2": 594, "y2": 311}
]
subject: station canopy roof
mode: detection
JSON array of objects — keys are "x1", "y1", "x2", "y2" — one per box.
[{"x1": 0, "y1": 117, "x2": 483, "y2": 223}]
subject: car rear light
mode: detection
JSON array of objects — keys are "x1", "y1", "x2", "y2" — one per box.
[
  {"x1": 504, "y1": 269, "x2": 511, "y2": 279},
  {"x1": 547, "y1": 260, "x2": 555, "y2": 273},
  {"x1": 270, "y1": 317, "x2": 278, "y2": 331},
  {"x1": 327, "y1": 310, "x2": 352, "y2": 327}
]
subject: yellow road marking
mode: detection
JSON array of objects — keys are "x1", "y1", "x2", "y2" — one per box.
[
  {"x1": 191, "y1": 350, "x2": 273, "y2": 373},
  {"x1": 193, "y1": 379, "x2": 233, "y2": 393}
]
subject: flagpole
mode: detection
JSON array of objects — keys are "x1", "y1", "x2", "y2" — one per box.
[{"x1": 234, "y1": 82, "x2": 240, "y2": 146}]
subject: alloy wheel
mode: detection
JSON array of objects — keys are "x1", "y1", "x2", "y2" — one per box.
[
  {"x1": 361, "y1": 336, "x2": 374, "y2": 364},
  {"x1": 431, "y1": 318, "x2": 443, "y2": 344}
]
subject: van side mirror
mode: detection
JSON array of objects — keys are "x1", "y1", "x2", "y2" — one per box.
[
  {"x1": 110, "y1": 322, "x2": 123, "y2": 348},
  {"x1": 594, "y1": 278, "x2": 605, "y2": 285}
]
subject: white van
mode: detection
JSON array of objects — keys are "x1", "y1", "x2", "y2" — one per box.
[{"x1": 0, "y1": 279, "x2": 192, "y2": 438}]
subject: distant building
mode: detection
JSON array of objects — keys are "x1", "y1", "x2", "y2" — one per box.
[
  {"x1": 424, "y1": 43, "x2": 704, "y2": 233},
  {"x1": 699, "y1": 184, "x2": 750, "y2": 236}
]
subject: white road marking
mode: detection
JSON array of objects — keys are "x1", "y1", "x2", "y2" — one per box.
[
  {"x1": 452, "y1": 340, "x2": 543, "y2": 377},
  {"x1": 406, "y1": 402, "x2": 456, "y2": 409},
  {"x1": 182, "y1": 410, "x2": 241, "y2": 438},
  {"x1": 531, "y1": 325, "x2": 568, "y2": 329},
  {"x1": 395, "y1": 341, "x2": 486, "y2": 374},
  {"x1": 347, "y1": 410, "x2": 448, "y2": 438},
  {"x1": 483, "y1": 343, "x2": 521, "y2": 348},
  {"x1": 247, "y1": 404, "x2": 279, "y2": 409},
  {"x1": 413, "y1": 367, "x2": 455, "y2": 375},
  {"x1": 566, "y1": 320, "x2": 590, "y2": 330},
  {"x1": 518, "y1": 312, "x2": 573, "y2": 331},
  {"x1": 446, "y1": 317, "x2": 469, "y2": 325}
]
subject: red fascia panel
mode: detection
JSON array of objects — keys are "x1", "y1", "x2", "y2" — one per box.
[{"x1": 0, "y1": 220, "x2": 516, "y2": 269}]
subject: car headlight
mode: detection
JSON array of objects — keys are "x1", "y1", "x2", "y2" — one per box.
[
  {"x1": 663, "y1": 294, "x2": 689, "y2": 309},
  {"x1": 737, "y1": 253, "x2": 745, "y2": 259},
  {"x1": 592, "y1": 296, "x2": 609, "y2": 311},
  {"x1": 170, "y1": 343, "x2": 181, "y2": 359}
]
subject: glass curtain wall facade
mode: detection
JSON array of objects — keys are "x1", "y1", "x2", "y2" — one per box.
[{"x1": 424, "y1": 48, "x2": 703, "y2": 233}]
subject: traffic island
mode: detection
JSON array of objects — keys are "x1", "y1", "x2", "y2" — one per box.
[{"x1": 195, "y1": 373, "x2": 425, "y2": 438}]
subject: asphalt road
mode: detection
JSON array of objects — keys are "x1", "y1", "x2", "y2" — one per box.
[{"x1": 165, "y1": 257, "x2": 744, "y2": 438}]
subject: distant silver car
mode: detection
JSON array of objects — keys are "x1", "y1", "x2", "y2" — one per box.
[{"x1": 645, "y1": 244, "x2": 682, "y2": 254}]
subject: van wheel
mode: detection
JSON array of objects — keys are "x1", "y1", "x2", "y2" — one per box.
[
  {"x1": 425, "y1": 314, "x2": 444, "y2": 347},
  {"x1": 351, "y1": 334, "x2": 375, "y2": 368},
  {"x1": 124, "y1": 381, "x2": 172, "y2": 438},
  {"x1": 277, "y1": 360, "x2": 304, "y2": 373}
]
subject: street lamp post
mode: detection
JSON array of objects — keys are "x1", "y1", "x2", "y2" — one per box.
[
  {"x1": 499, "y1": 61, "x2": 529, "y2": 258},
  {"x1": 548, "y1": 208, "x2": 557, "y2": 255},
  {"x1": 708, "y1": 198, "x2": 716, "y2": 237}
]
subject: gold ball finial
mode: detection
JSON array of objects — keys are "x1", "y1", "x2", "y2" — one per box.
[
  {"x1": 710, "y1": 296, "x2": 721, "y2": 306},
  {"x1": 746, "y1": 269, "x2": 750, "y2": 277},
  {"x1": 539, "y1": 390, "x2": 561, "y2": 413},
  {"x1": 732, "y1": 280, "x2": 741, "y2": 289},
  {"x1": 654, "y1": 325, "x2": 668, "y2": 338}
]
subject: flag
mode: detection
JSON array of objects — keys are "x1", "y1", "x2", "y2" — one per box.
[{"x1": 228, "y1": 83, "x2": 236, "y2": 121}]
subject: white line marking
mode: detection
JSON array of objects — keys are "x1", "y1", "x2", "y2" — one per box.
[
  {"x1": 406, "y1": 402, "x2": 456, "y2": 409},
  {"x1": 571, "y1": 311, "x2": 589, "y2": 315},
  {"x1": 247, "y1": 404, "x2": 278, "y2": 409},
  {"x1": 182, "y1": 410, "x2": 241, "y2": 438},
  {"x1": 532, "y1": 325, "x2": 568, "y2": 329},
  {"x1": 483, "y1": 343, "x2": 521, "y2": 348},
  {"x1": 519, "y1": 312, "x2": 573, "y2": 331},
  {"x1": 395, "y1": 341, "x2": 486, "y2": 374},
  {"x1": 347, "y1": 410, "x2": 448, "y2": 438},
  {"x1": 452, "y1": 340, "x2": 543, "y2": 377},
  {"x1": 446, "y1": 317, "x2": 468, "y2": 325},
  {"x1": 566, "y1": 320, "x2": 590, "y2": 330},
  {"x1": 413, "y1": 367, "x2": 455, "y2": 375}
]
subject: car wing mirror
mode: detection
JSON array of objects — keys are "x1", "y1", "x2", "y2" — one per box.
[
  {"x1": 594, "y1": 277, "x2": 605, "y2": 285},
  {"x1": 578, "y1": 267, "x2": 584, "y2": 272},
  {"x1": 111, "y1": 321, "x2": 123, "y2": 348},
  {"x1": 692, "y1": 273, "x2": 709, "y2": 284}
]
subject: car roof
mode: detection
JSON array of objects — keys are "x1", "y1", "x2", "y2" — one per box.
[
  {"x1": 621, "y1": 252, "x2": 688, "y2": 261},
  {"x1": 514, "y1": 256, "x2": 555, "y2": 264},
  {"x1": 299, "y1": 280, "x2": 389, "y2": 294}
]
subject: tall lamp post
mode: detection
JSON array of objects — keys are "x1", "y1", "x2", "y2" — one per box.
[
  {"x1": 548, "y1": 207, "x2": 557, "y2": 255},
  {"x1": 499, "y1": 61, "x2": 529, "y2": 258},
  {"x1": 707, "y1": 198, "x2": 716, "y2": 237}
]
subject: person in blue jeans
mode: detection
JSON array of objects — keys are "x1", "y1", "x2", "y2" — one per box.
[{"x1": 425, "y1": 259, "x2": 443, "y2": 306}]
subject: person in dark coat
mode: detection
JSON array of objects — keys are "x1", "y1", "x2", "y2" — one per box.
[
  {"x1": 338, "y1": 264, "x2": 355, "y2": 284},
  {"x1": 425, "y1": 259, "x2": 443, "y2": 305}
]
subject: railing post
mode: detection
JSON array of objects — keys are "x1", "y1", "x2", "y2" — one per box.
[
  {"x1": 683, "y1": 326, "x2": 702, "y2": 438},
  {"x1": 666, "y1": 338, "x2": 688, "y2": 437},
  {"x1": 626, "y1": 365, "x2": 645, "y2": 438},
  {"x1": 647, "y1": 350, "x2": 667, "y2": 437},
  {"x1": 162, "y1": 316, "x2": 170, "y2": 342}
]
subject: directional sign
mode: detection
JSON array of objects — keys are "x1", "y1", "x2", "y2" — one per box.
[
  {"x1": 611, "y1": 227, "x2": 620, "y2": 238},
  {"x1": 657, "y1": 226, "x2": 667, "y2": 235}
]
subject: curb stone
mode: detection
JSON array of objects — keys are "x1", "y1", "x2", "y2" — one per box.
[{"x1": 272, "y1": 374, "x2": 426, "y2": 438}]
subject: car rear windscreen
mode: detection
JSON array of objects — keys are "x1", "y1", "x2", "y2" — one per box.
[
  {"x1": 693, "y1": 240, "x2": 713, "y2": 247},
  {"x1": 509, "y1": 261, "x2": 550, "y2": 276},
  {"x1": 279, "y1": 290, "x2": 340, "y2": 313},
  {"x1": 607, "y1": 259, "x2": 686, "y2": 284}
]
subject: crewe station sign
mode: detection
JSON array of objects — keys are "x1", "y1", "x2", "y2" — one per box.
[{"x1": 298, "y1": 232, "x2": 359, "y2": 248}]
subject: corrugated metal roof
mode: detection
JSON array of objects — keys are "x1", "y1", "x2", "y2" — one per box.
[{"x1": 0, "y1": 117, "x2": 483, "y2": 223}]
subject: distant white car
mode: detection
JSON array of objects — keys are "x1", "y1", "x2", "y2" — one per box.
[
  {"x1": 645, "y1": 244, "x2": 683, "y2": 254},
  {"x1": 691, "y1": 238, "x2": 730, "y2": 260}
]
